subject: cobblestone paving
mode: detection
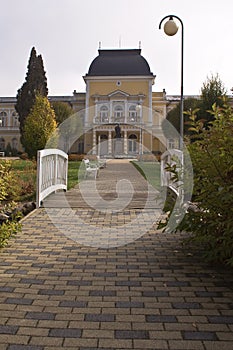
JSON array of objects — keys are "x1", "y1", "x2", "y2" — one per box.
[{"x1": 0, "y1": 160, "x2": 233, "y2": 349}]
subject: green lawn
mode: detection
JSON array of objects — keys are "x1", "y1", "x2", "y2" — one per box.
[
  {"x1": 131, "y1": 161, "x2": 161, "y2": 190},
  {"x1": 67, "y1": 161, "x2": 82, "y2": 189}
]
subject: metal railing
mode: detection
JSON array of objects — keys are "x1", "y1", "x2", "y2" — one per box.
[{"x1": 36, "y1": 149, "x2": 68, "y2": 208}]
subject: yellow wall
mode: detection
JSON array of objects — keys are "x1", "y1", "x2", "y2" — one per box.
[{"x1": 88, "y1": 80, "x2": 151, "y2": 107}]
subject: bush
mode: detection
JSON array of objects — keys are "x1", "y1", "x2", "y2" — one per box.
[
  {"x1": 0, "y1": 220, "x2": 21, "y2": 248},
  {"x1": 0, "y1": 161, "x2": 22, "y2": 247},
  {"x1": 68, "y1": 154, "x2": 85, "y2": 161},
  {"x1": 161, "y1": 99, "x2": 233, "y2": 266},
  {"x1": 19, "y1": 152, "x2": 29, "y2": 160}
]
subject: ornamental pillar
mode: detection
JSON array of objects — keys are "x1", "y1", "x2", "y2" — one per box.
[
  {"x1": 108, "y1": 130, "x2": 112, "y2": 155},
  {"x1": 92, "y1": 129, "x2": 97, "y2": 154},
  {"x1": 124, "y1": 129, "x2": 128, "y2": 155}
]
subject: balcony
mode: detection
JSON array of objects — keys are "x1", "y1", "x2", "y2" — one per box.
[{"x1": 93, "y1": 115, "x2": 142, "y2": 125}]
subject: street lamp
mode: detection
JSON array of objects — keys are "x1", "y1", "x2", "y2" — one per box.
[{"x1": 159, "y1": 15, "x2": 184, "y2": 149}]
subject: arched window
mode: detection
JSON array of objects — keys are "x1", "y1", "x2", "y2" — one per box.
[
  {"x1": 128, "y1": 134, "x2": 137, "y2": 153},
  {"x1": 114, "y1": 105, "x2": 124, "y2": 123},
  {"x1": 0, "y1": 137, "x2": 5, "y2": 151},
  {"x1": 0, "y1": 112, "x2": 7, "y2": 127},
  {"x1": 128, "y1": 105, "x2": 137, "y2": 122},
  {"x1": 100, "y1": 105, "x2": 109, "y2": 123},
  {"x1": 129, "y1": 134, "x2": 137, "y2": 139},
  {"x1": 12, "y1": 112, "x2": 19, "y2": 127}
]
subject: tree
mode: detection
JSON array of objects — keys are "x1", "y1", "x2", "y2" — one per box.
[
  {"x1": 51, "y1": 101, "x2": 73, "y2": 125},
  {"x1": 197, "y1": 73, "x2": 227, "y2": 124},
  {"x1": 15, "y1": 47, "x2": 48, "y2": 148},
  {"x1": 23, "y1": 95, "x2": 56, "y2": 159},
  {"x1": 164, "y1": 98, "x2": 199, "y2": 136}
]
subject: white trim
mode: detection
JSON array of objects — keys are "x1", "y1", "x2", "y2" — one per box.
[{"x1": 83, "y1": 75, "x2": 155, "y2": 82}]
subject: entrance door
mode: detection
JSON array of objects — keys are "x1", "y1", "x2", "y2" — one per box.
[{"x1": 99, "y1": 134, "x2": 108, "y2": 156}]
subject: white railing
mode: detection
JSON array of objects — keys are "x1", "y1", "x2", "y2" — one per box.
[
  {"x1": 36, "y1": 149, "x2": 68, "y2": 208},
  {"x1": 161, "y1": 149, "x2": 183, "y2": 198}
]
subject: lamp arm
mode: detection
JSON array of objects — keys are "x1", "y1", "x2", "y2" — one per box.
[{"x1": 159, "y1": 15, "x2": 183, "y2": 30}]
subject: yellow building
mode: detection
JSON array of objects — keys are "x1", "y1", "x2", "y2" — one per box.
[
  {"x1": 82, "y1": 48, "x2": 168, "y2": 158},
  {"x1": 0, "y1": 48, "x2": 178, "y2": 157}
]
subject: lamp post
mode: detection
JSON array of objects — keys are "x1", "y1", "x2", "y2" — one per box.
[{"x1": 159, "y1": 15, "x2": 184, "y2": 149}]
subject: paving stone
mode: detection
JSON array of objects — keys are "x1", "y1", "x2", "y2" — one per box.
[
  {"x1": 146, "y1": 315, "x2": 177, "y2": 323},
  {"x1": 25, "y1": 312, "x2": 56, "y2": 320},
  {"x1": 8, "y1": 346, "x2": 43, "y2": 350},
  {"x1": 172, "y1": 302, "x2": 201, "y2": 309},
  {"x1": 85, "y1": 314, "x2": 115, "y2": 322},
  {"x1": 49, "y1": 328, "x2": 82, "y2": 337},
  {"x1": 38, "y1": 289, "x2": 64, "y2": 295},
  {"x1": 89, "y1": 290, "x2": 116, "y2": 297},
  {"x1": 208, "y1": 316, "x2": 233, "y2": 324},
  {"x1": 182, "y1": 330, "x2": 218, "y2": 340},
  {"x1": 115, "y1": 301, "x2": 144, "y2": 308},
  {"x1": 142, "y1": 291, "x2": 169, "y2": 297},
  {"x1": 0, "y1": 325, "x2": 18, "y2": 334},
  {"x1": 5, "y1": 298, "x2": 33, "y2": 305},
  {"x1": 67, "y1": 280, "x2": 92, "y2": 286},
  {"x1": 59, "y1": 300, "x2": 87, "y2": 307},
  {"x1": 115, "y1": 330, "x2": 149, "y2": 339}
]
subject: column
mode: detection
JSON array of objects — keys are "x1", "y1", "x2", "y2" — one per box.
[
  {"x1": 124, "y1": 129, "x2": 128, "y2": 155},
  {"x1": 98, "y1": 135, "x2": 101, "y2": 156},
  {"x1": 92, "y1": 130, "x2": 97, "y2": 154},
  {"x1": 139, "y1": 128, "x2": 143, "y2": 156},
  {"x1": 108, "y1": 130, "x2": 112, "y2": 155}
]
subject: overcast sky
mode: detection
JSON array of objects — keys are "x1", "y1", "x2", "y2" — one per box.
[{"x1": 0, "y1": 0, "x2": 232, "y2": 97}]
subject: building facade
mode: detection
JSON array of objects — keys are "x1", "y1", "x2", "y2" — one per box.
[{"x1": 0, "y1": 48, "x2": 186, "y2": 157}]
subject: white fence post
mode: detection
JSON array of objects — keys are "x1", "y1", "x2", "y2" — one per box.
[{"x1": 36, "y1": 149, "x2": 68, "y2": 208}]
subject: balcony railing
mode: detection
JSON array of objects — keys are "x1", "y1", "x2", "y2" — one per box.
[
  {"x1": 93, "y1": 116, "x2": 141, "y2": 124},
  {"x1": 0, "y1": 126, "x2": 20, "y2": 131}
]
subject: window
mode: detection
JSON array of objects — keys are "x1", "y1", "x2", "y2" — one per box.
[
  {"x1": 78, "y1": 141, "x2": 84, "y2": 154},
  {"x1": 168, "y1": 138, "x2": 175, "y2": 149},
  {"x1": 114, "y1": 105, "x2": 124, "y2": 123},
  {"x1": 100, "y1": 105, "x2": 109, "y2": 123},
  {"x1": 128, "y1": 134, "x2": 137, "y2": 153},
  {"x1": 128, "y1": 105, "x2": 137, "y2": 122},
  {"x1": 0, "y1": 111, "x2": 7, "y2": 127}
]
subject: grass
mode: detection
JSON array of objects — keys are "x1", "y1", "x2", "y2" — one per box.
[
  {"x1": 0, "y1": 159, "x2": 82, "y2": 202},
  {"x1": 131, "y1": 161, "x2": 161, "y2": 190},
  {"x1": 67, "y1": 161, "x2": 82, "y2": 189}
]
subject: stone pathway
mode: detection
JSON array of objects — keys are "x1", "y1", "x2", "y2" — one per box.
[{"x1": 0, "y1": 160, "x2": 233, "y2": 349}]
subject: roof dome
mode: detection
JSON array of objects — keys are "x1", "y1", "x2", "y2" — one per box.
[{"x1": 86, "y1": 49, "x2": 154, "y2": 77}]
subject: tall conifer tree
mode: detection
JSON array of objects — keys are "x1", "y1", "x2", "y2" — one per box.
[{"x1": 15, "y1": 47, "x2": 48, "y2": 148}]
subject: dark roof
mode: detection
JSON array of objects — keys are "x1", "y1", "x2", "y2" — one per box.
[{"x1": 86, "y1": 49, "x2": 154, "y2": 77}]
